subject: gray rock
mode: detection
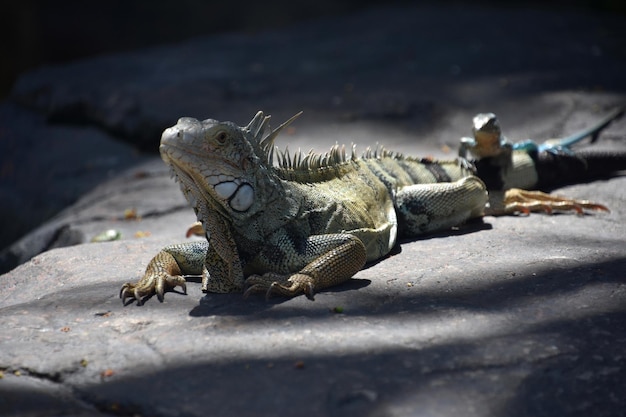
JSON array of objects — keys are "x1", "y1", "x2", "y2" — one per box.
[{"x1": 0, "y1": 102, "x2": 150, "y2": 264}]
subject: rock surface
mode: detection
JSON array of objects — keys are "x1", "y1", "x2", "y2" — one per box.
[{"x1": 1, "y1": 4, "x2": 626, "y2": 417}]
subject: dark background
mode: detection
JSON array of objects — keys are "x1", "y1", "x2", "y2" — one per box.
[{"x1": 2, "y1": 0, "x2": 625, "y2": 99}]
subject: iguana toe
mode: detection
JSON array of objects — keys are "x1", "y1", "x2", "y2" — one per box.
[
  {"x1": 244, "y1": 273, "x2": 316, "y2": 300},
  {"x1": 120, "y1": 283, "x2": 147, "y2": 305}
]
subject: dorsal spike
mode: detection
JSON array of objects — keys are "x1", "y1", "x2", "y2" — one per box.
[
  {"x1": 260, "y1": 111, "x2": 303, "y2": 152},
  {"x1": 285, "y1": 147, "x2": 292, "y2": 169},
  {"x1": 313, "y1": 154, "x2": 322, "y2": 169},
  {"x1": 247, "y1": 111, "x2": 270, "y2": 139},
  {"x1": 272, "y1": 140, "x2": 358, "y2": 175},
  {"x1": 268, "y1": 145, "x2": 276, "y2": 166},
  {"x1": 334, "y1": 145, "x2": 343, "y2": 164},
  {"x1": 294, "y1": 148, "x2": 302, "y2": 168},
  {"x1": 278, "y1": 146, "x2": 288, "y2": 168},
  {"x1": 375, "y1": 144, "x2": 383, "y2": 159}
]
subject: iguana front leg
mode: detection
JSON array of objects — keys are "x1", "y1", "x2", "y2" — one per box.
[
  {"x1": 243, "y1": 233, "x2": 367, "y2": 300},
  {"x1": 120, "y1": 241, "x2": 207, "y2": 305}
]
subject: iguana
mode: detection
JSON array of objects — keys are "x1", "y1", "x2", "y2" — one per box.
[{"x1": 121, "y1": 110, "x2": 624, "y2": 304}]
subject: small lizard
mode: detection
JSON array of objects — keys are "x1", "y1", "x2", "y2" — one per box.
[
  {"x1": 459, "y1": 108, "x2": 624, "y2": 159},
  {"x1": 460, "y1": 109, "x2": 624, "y2": 213},
  {"x1": 121, "y1": 110, "x2": 624, "y2": 304}
]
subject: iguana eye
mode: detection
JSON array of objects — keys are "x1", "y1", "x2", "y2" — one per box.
[{"x1": 215, "y1": 131, "x2": 228, "y2": 144}]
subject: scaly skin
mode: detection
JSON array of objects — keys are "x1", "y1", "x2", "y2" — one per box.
[{"x1": 121, "y1": 111, "x2": 620, "y2": 305}]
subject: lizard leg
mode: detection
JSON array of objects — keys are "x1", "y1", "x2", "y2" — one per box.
[
  {"x1": 243, "y1": 234, "x2": 367, "y2": 300},
  {"x1": 120, "y1": 241, "x2": 208, "y2": 305},
  {"x1": 395, "y1": 176, "x2": 488, "y2": 236},
  {"x1": 501, "y1": 189, "x2": 609, "y2": 215}
]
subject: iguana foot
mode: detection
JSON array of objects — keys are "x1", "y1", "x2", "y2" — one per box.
[
  {"x1": 120, "y1": 251, "x2": 188, "y2": 305},
  {"x1": 503, "y1": 188, "x2": 609, "y2": 215},
  {"x1": 120, "y1": 275, "x2": 187, "y2": 305},
  {"x1": 244, "y1": 273, "x2": 316, "y2": 300}
]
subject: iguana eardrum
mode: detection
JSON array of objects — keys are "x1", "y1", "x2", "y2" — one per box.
[{"x1": 121, "y1": 110, "x2": 624, "y2": 304}]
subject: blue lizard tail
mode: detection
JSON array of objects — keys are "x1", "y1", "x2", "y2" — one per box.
[{"x1": 512, "y1": 108, "x2": 624, "y2": 153}]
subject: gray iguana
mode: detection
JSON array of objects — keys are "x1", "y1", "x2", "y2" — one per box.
[{"x1": 121, "y1": 110, "x2": 624, "y2": 304}]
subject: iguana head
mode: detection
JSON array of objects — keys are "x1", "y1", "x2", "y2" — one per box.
[{"x1": 159, "y1": 111, "x2": 300, "y2": 222}]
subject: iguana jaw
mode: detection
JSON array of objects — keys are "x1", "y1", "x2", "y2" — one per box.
[{"x1": 166, "y1": 160, "x2": 236, "y2": 222}]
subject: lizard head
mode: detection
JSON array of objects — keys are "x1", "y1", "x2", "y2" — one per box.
[
  {"x1": 469, "y1": 112, "x2": 507, "y2": 158},
  {"x1": 472, "y1": 113, "x2": 503, "y2": 144},
  {"x1": 159, "y1": 111, "x2": 301, "y2": 222}
]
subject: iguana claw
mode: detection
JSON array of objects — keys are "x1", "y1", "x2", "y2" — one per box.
[{"x1": 120, "y1": 270, "x2": 187, "y2": 305}]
